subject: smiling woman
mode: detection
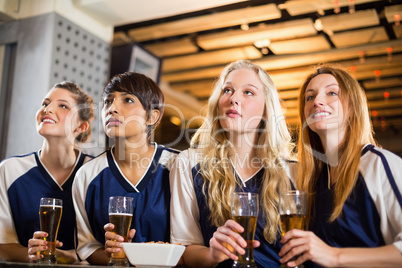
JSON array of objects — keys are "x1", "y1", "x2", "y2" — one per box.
[
  {"x1": 0, "y1": 82, "x2": 94, "y2": 264},
  {"x1": 278, "y1": 65, "x2": 402, "y2": 268},
  {"x1": 303, "y1": 73, "x2": 346, "y2": 139}
]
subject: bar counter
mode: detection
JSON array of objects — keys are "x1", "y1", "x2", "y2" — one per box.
[
  {"x1": 0, "y1": 262, "x2": 103, "y2": 268},
  {"x1": 0, "y1": 261, "x2": 185, "y2": 268}
]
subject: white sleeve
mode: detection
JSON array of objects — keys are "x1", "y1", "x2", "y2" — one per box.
[
  {"x1": 382, "y1": 150, "x2": 402, "y2": 253},
  {"x1": 170, "y1": 150, "x2": 204, "y2": 246},
  {"x1": 361, "y1": 148, "x2": 402, "y2": 253},
  {"x1": 72, "y1": 166, "x2": 103, "y2": 260},
  {"x1": 0, "y1": 160, "x2": 19, "y2": 244}
]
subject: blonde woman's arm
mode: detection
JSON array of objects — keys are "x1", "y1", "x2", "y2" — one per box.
[
  {"x1": 170, "y1": 150, "x2": 218, "y2": 267},
  {"x1": 0, "y1": 243, "x2": 30, "y2": 262}
]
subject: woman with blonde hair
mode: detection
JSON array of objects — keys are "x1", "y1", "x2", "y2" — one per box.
[
  {"x1": 279, "y1": 65, "x2": 402, "y2": 267},
  {"x1": 170, "y1": 60, "x2": 296, "y2": 267}
]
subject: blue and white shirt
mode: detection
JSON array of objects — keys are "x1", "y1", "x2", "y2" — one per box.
[
  {"x1": 307, "y1": 144, "x2": 402, "y2": 268},
  {"x1": 170, "y1": 149, "x2": 297, "y2": 268},
  {"x1": 0, "y1": 150, "x2": 91, "y2": 250},
  {"x1": 72, "y1": 143, "x2": 179, "y2": 261}
]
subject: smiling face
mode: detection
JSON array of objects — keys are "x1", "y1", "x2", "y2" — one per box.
[
  {"x1": 36, "y1": 88, "x2": 81, "y2": 140},
  {"x1": 304, "y1": 74, "x2": 347, "y2": 137},
  {"x1": 102, "y1": 91, "x2": 153, "y2": 143},
  {"x1": 217, "y1": 68, "x2": 265, "y2": 135}
]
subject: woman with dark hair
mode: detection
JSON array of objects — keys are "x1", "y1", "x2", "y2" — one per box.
[
  {"x1": 72, "y1": 71, "x2": 179, "y2": 265},
  {"x1": 0, "y1": 82, "x2": 94, "y2": 263},
  {"x1": 279, "y1": 65, "x2": 402, "y2": 267}
]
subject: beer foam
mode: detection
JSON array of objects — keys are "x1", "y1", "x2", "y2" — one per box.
[
  {"x1": 109, "y1": 213, "x2": 133, "y2": 216},
  {"x1": 40, "y1": 205, "x2": 63, "y2": 208}
]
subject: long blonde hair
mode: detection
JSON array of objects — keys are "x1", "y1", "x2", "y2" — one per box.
[
  {"x1": 191, "y1": 60, "x2": 294, "y2": 243},
  {"x1": 296, "y1": 64, "x2": 377, "y2": 222}
]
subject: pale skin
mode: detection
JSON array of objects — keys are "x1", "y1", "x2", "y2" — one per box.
[
  {"x1": 0, "y1": 88, "x2": 89, "y2": 263},
  {"x1": 87, "y1": 91, "x2": 159, "y2": 265},
  {"x1": 181, "y1": 68, "x2": 267, "y2": 267},
  {"x1": 278, "y1": 74, "x2": 402, "y2": 267}
]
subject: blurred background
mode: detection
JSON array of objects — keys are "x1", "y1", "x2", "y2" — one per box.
[{"x1": 0, "y1": 0, "x2": 401, "y2": 158}]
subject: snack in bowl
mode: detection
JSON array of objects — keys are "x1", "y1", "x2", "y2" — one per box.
[{"x1": 122, "y1": 242, "x2": 185, "y2": 267}]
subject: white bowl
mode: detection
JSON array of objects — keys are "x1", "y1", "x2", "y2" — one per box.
[{"x1": 122, "y1": 242, "x2": 185, "y2": 267}]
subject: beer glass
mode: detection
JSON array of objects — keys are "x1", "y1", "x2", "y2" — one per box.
[
  {"x1": 231, "y1": 192, "x2": 259, "y2": 268},
  {"x1": 279, "y1": 190, "x2": 307, "y2": 268},
  {"x1": 108, "y1": 196, "x2": 133, "y2": 267},
  {"x1": 37, "y1": 197, "x2": 63, "y2": 264}
]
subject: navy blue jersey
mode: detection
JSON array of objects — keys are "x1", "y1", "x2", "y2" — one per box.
[
  {"x1": 306, "y1": 145, "x2": 402, "y2": 268},
  {"x1": 73, "y1": 144, "x2": 179, "y2": 261},
  {"x1": 170, "y1": 149, "x2": 297, "y2": 268},
  {"x1": 0, "y1": 150, "x2": 91, "y2": 250}
]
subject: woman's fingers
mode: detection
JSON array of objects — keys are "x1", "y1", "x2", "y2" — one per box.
[
  {"x1": 28, "y1": 237, "x2": 47, "y2": 261},
  {"x1": 216, "y1": 226, "x2": 245, "y2": 253},
  {"x1": 105, "y1": 231, "x2": 124, "y2": 242},
  {"x1": 252, "y1": 240, "x2": 260, "y2": 248},
  {"x1": 222, "y1": 220, "x2": 247, "y2": 247},
  {"x1": 105, "y1": 228, "x2": 136, "y2": 254},
  {"x1": 279, "y1": 230, "x2": 338, "y2": 268},
  {"x1": 55, "y1": 240, "x2": 63, "y2": 248},
  {"x1": 104, "y1": 223, "x2": 114, "y2": 232},
  {"x1": 33, "y1": 231, "x2": 48, "y2": 239},
  {"x1": 279, "y1": 238, "x2": 309, "y2": 264},
  {"x1": 127, "y1": 229, "x2": 136, "y2": 242},
  {"x1": 280, "y1": 229, "x2": 306, "y2": 245},
  {"x1": 105, "y1": 232, "x2": 124, "y2": 254},
  {"x1": 210, "y1": 236, "x2": 237, "y2": 261},
  {"x1": 28, "y1": 251, "x2": 43, "y2": 262},
  {"x1": 29, "y1": 231, "x2": 51, "y2": 260},
  {"x1": 105, "y1": 240, "x2": 123, "y2": 254},
  {"x1": 209, "y1": 219, "x2": 259, "y2": 262}
]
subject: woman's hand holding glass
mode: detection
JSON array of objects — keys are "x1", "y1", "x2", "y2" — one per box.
[
  {"x1": 104, "y1": 223, "x2": 136, "y2": 257},
  {"x1": 279, "y1": 229, "x2": 340, "y2": 268},
  {"x1": 209, "y1": 219, "x2": 260, "y2": 264},
  {"x1": 28, "y1": 231, "x2": 62, "y2": 262}
]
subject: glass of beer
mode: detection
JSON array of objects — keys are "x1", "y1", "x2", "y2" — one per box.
[
  {"x1": 37, "y1": 197, "x2": 63, "y2": 264},
  {"x1": 279, "y1": 190, "x2": 307, "y2": 268},
  {"x1": 108, "y1": 196, "x2": 133, "y2": 267},
  {"x1": 231, "y1": 192, "x2": 259, "y2": 268}
]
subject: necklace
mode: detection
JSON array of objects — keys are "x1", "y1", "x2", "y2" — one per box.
[{"x1": 327, "y1": 164, "x2": 331, "y2": 189}]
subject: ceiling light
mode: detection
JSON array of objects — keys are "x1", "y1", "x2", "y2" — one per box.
[
  {"x1": 395, "y1": 14, "x2": 401, "y2": 26},
  {"x1": 314, "y1": 19, "x2": 323, "y2": 31},
  {"x1": 317, "y1": 9, "x2": 325, "y2": 16},
  {"x1": 254, "y1": 39, "x2": 271, "y2": 48},
  {"x1": 170, "y1": 116, "x2": 181, "y2": 126},
  {"x1": 349, "y1": 0, "x2": 355, "y2": 14},
  {"x1": 241, "y1": 23, "x2": 249, "y2": 31},
  {"x1": 334, "y1": 0, "x2": 341, "y2": 14}
]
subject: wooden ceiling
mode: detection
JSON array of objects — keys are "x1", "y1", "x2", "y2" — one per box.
[{"x1": 113, "y1": 0, "x2": 402, "y2": 136}]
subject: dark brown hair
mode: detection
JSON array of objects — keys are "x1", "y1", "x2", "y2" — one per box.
[
  {"x1": 103, "y1": 71, "x2": 164, "y2": 138},
  {"x1": 51, "y1": 81, "x2": 94, "y2": 143}
]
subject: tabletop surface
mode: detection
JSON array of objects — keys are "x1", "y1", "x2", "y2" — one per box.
[{"x1": 0, "y1": 261, "x2": 186, "y2": 268}]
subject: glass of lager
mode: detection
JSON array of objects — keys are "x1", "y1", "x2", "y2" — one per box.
[
  {"x1": 279, "y1": 190, "x2": 307, "y2": 268},
  {"x1": 38, "y1": 197, "x2": 63, "y2": 264},
  {"x1": 231, "y1": 192, "x2": 259, "y2": 268},
  {"x1": 108, "y1": 196, "x2": 133, "y2": 267}
]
